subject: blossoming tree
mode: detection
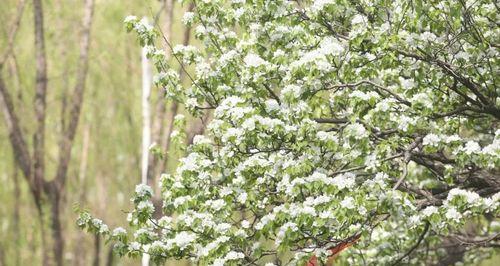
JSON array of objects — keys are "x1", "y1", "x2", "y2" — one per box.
[{"x1": 79, "y1": 0, "x2": 499, "y2": 265}]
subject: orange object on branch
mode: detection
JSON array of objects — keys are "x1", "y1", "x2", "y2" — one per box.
[{"x1": 305, "y1": 234, "x2": 361, "y2": 266}]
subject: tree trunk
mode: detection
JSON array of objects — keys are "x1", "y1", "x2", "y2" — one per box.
[
  {"x1": 0, "y1": 244, "x2": 6, "y2": 266},
  {"x1": 141, "y1": 42, "x2": 152, "y2": 186},
  {"x1": 1, "y1": 75, "x2": 49, "y2": 266},
  {"x1": 141, "y1": 24, "x2": 153, "y2": 266},
  {"x1": 157, "y1": 4, "x2": 194, "y2": 178},
  {"x1": 49, "y1": 1, "x2": 94, "y2": 264},
  {"x1": 74, "y1": 124, "x2": 91, "y2": 266},
  {"x1": 158, "y1": 101, "x2": 178, "y2": 175},
  {"x1": 186, "y1": 111, "x2": 211, "y2": 145},
  {"x1": 106, "y1": 246, "x2": 114, "y2": 266},
  {"x1": 93, "y1": 235, "x2": 101, "y2": 266},
  {"x1": 48, "y1": 189, "x2": 64, "y2": 266},
  {"x1": 149, "y1": 0, "x2": 175, "y2": 182},
  {"x1": 37, "y1": 206, "x2": 50, "y2": 266},
  {"x1": 33, "y1": 0, "x2": 48, "y2": 206},
  {"x1": 13, "y1": 164, "x2": 21, "y2": 266}
]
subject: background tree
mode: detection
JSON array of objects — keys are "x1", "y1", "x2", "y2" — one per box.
[
  {"x1": 0, "y1": 0, "x2": 197, "y2": 265},
  {"x1": 1, "y1": 0, "x2": 94, "y2": 264}
]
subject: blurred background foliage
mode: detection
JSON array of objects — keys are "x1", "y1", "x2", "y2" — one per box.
[{"x1": 0, "y1": 0, "x2": 191, "y2": 265}]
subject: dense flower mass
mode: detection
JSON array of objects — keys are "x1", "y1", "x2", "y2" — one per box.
[{"x1": 80, "y1": 0, "x2": 500, "y2": 265}]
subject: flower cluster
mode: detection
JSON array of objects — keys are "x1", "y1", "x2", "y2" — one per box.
[{"x1": 80, "y1": 0, "x2": 500, "y2": 265}]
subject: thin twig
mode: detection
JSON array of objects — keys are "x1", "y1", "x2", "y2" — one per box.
[
  {"x1": 392, "y1": 137, "x2": 422, "y2": 190},
  {"x1": 0, "y1": 0, "x2": 26, "y2": 68},
  {"x1": 391, "y1": 222, "x2": 430, "y2": 265},
  {"x1": 151, "y1": 5, "x2": 203, "y2": 93}
]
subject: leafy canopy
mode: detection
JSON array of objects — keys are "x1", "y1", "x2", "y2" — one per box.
[{"x1": 79, "y1": 0, "x2": 500, "y2": 265}]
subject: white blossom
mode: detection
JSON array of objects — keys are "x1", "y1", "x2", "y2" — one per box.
[
  {"x1": 423, "y1": 134, "x2": 441, "y2": 147},
  {"x1": 422, "y1": 206, "x2": 438, "y2": 217},
  {"x1": 340, "y1": 197, "x2": 356, "y2": 209},
  {"x1": 244, "y1": 53, "x2": 267, "y2": 67},
  {"x1": 445, "y1": 207, "x2": 462, "y2": 222}
]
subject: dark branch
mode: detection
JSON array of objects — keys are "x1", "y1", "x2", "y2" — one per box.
[{"x1": 391, "y1": 222, "x2": 430, "y2": 265}]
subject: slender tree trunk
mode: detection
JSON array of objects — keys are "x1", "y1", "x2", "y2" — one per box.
[
  {"x1": 157, "y1": 4, "x2": 194, "y2": 178},
  {"x1": 36, "y1": 204, "x2": 50, "y2": 266},
  {"x1": 54, "y1": 0, "x2": 94, "y2": 189},
  {"x1": 0, "y1": 78, "x2": 30, "y2": 174},
  {"x1": 49, "y1": 1, "x2": 94, "y2": 264},
  {"x1": 74, "y1": 124, "x2": 90, "y2": 266},
  {"x1": 47, "y1": 189, "x2": 64, "y2": 266},
  {"x1": 158, "y1": 101, "x2": 178, "y2": 175},
  {"x1": 141, "y1": 42, "x2": 152, "y2": 186},
  {"x1": 1, "y1": 76, "x2": 49, "y2": 264},
  {"x1": 149, "y1": 0, "x2": 174, "y2": 181},
  {"x1": 0, "y1": 244, "x2": 6, "y2": 266},
  {"x1": 106, "y1": 246, "x2": 114, "y2": 266},
  {"x1": 13, "y1": 164, "x2": 21, "y2": 266},
  {"x1": 141, "y1": 22, "x2": 153, "y2": 266},
  {"x1": 33, "y1": 0, "x2": 48, "y2": 206},
  {"x1": 93, "y1": 235, "x2": 101, "y2": 266},
  {"x1": 186, "y1": 111, "x2": 211, "y2": 145}
]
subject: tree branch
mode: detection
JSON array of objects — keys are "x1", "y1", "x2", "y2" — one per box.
[
  {"x1": 149, "y1": 0, "x2": 178, "y2": 182},
  {"x1": 0, "y1": 75, "x2": 32, "y2": 184},
  {"x1": 391, "y1": 222, "x2": 430, "y2": 265},
  {"x1": 392, "y1": 137, "x2": 423, "y2": 190},
  {"x1": 393, "y1": 48, "x2": 493, "y2": 108},
  {"x1": 157, "y1": 4, "x2": 195, "y2": 178},
  {"x1": 54, "y1": 0, "x2": 95, "y2": 188},
  {"x1": 314, "y1": 118, "x2": 349, "y2": 124},
  {"x1": 33, "y1": 0, "x2": 48, "y2": 195},
  {"x1": 319, "y1": 80, "x2": 412, "y2": 107},
  {"x1": 0, "y1": 0, "x2": 26, "y2": 69}
]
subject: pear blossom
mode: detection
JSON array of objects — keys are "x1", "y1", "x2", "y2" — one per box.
[{"x1": 81, "y1": 0, "x2": 500, "y2": 265}]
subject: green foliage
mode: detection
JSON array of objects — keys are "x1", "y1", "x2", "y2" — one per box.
[{"x1": 81, "y1": 0, "x2": 500, "y2": 265}]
